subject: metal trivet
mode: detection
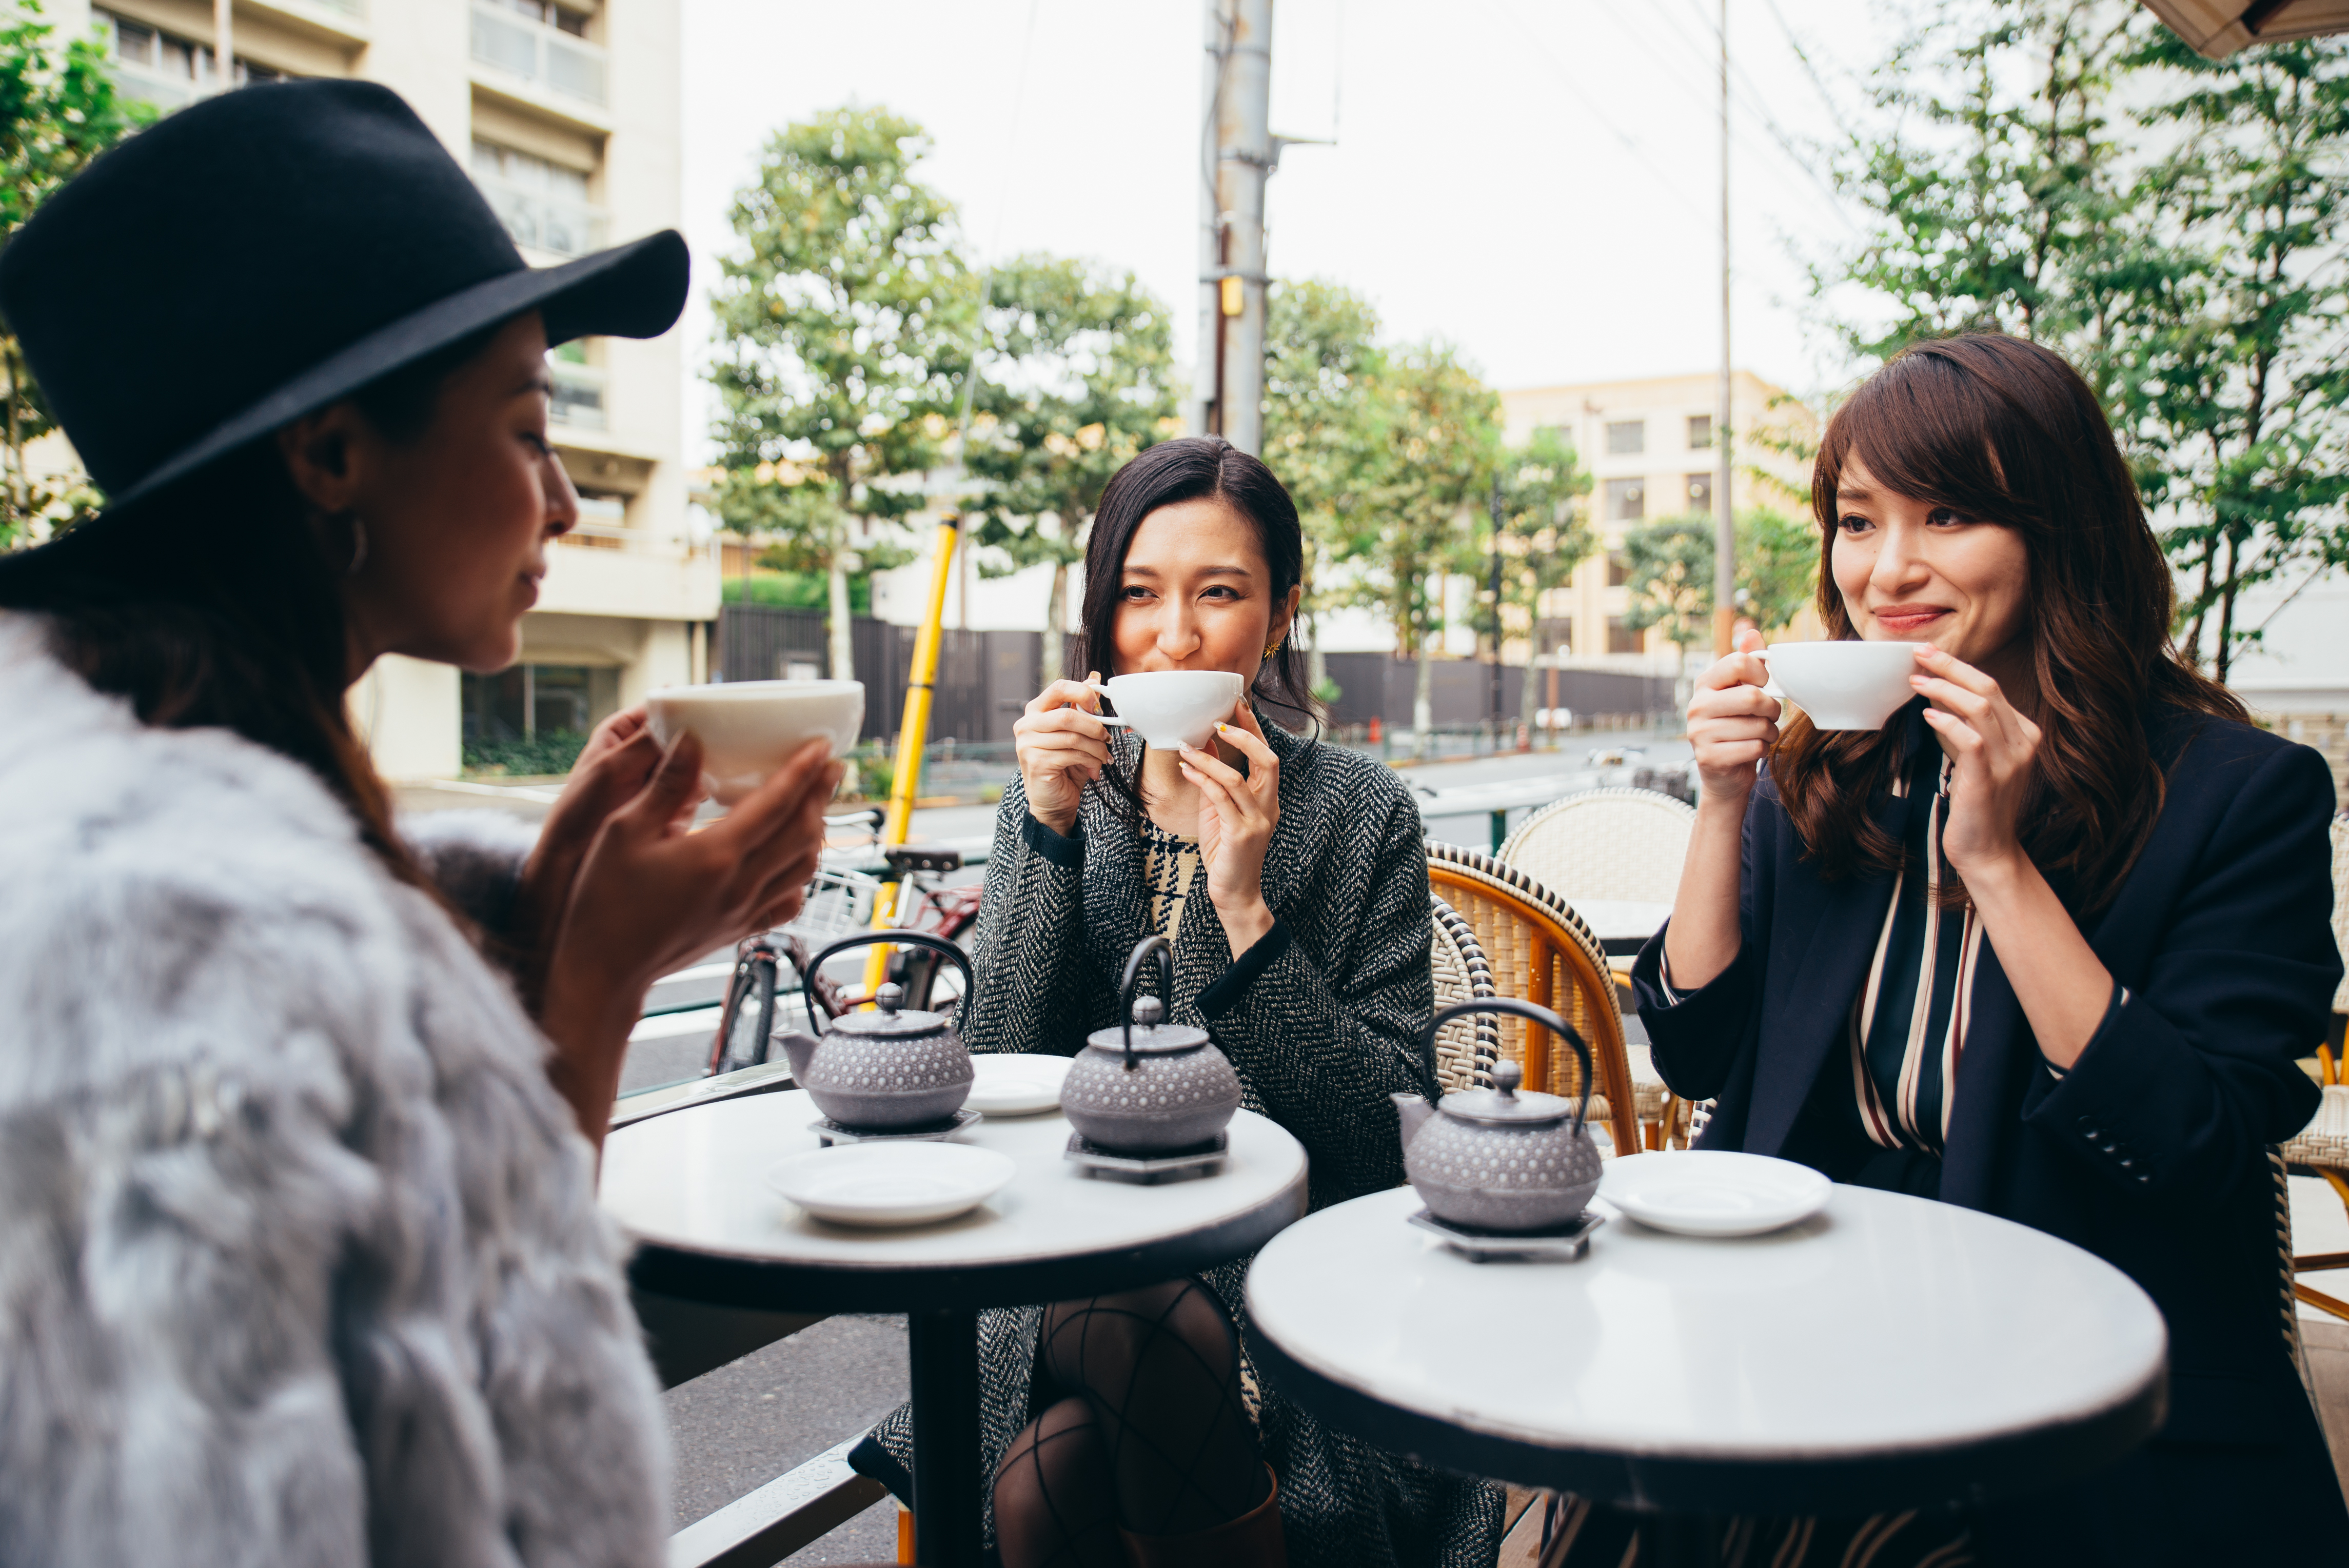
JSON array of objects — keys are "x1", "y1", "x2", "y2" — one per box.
[
  {"x1": 1064, "y1": 1130, "x2": 1229, "y2": 1185},
  {"x1": 1406, "y1": 1206, "x2": 1605, "y2": 1262},
  {"x1": 811, "y1": 1108, "x2": 984, "y2": 1147}
]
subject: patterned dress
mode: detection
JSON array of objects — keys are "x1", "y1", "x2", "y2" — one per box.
[{"x1": 866, "y1": 718, "x2": 1505, "y2": 1568}]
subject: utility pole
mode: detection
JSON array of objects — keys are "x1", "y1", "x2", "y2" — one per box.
[
  {"x1": 1488, "y1": 472, "x2": 1505, "y2": 745},
  {"x1": 1192, "y1": 0, "x2": 1274, "y2": 455},
  {"x1": 1711, "y1": 0, "x2": 1735, "y2": 657}
]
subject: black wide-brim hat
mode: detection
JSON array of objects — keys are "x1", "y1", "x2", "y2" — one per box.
[{"x1": 0, "y1": 78, "x2": 688, "y2": 514}]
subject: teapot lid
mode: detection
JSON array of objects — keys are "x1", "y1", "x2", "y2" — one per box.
[
  {"x1": 1083, "y1": 994, "x2": 1212, "y2": 1056},
  {"x1": 1437, "y1": 1059, "x2": 1577, "y2": 1125},
  {"x1": 824, "y1": 983, "x2": 952, "y2": 1039}
]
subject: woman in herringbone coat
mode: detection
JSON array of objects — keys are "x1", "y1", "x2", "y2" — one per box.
[{"x1": 855, "y1": 439, "x2": 1504, "y2": 1568}]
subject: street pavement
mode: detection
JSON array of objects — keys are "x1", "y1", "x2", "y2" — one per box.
[{"x1": 391, "y1": 727, "x2": 1688, "y2": 1552}]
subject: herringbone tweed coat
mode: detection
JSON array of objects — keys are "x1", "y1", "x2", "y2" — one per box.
[{"x1": 872, "y1": 718, "x2": 1506, "y2": 1568}]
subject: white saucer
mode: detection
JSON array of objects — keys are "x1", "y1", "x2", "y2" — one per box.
[
  {"x1": 1599, "y1": 1150, "x2": 1831, "y2": 1238},
  {"x1": 964, "y1": 1053, "x2": 1074, "y2": 1116},
  {"x1": 765, "y1": 1142, "x2": 1016, "y2": 1228}
]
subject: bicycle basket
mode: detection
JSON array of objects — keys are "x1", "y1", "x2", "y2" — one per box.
[{"x1": 787, "y1": 865, "x2": 884, "y2": 943}]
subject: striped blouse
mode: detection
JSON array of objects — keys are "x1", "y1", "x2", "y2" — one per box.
[{"x1": 1845, "y1": 751, "x2": 1981, "y2": 1155}]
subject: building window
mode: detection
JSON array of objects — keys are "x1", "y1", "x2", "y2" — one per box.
[
  {"x1": 462, "y1": 664, "x2": 619, "y2": 742},
  {"x1": 1688, "y1": 414, "x2": 1713, "y2": 450},
  {"x1": 1604, "y1": 478, "x2": 1644, "y2": 522},
  {"x1": 96, "y1": 9, "x2": 285, "y2": 109},
  {"x1": 1606, "y1": 420, "x2": 1645, "y2": 456},
  {"x1": 1607, "y1": 617, "x2": 1644, "y2": 654},
  {"x1": 1606, "y1": 551, "x2": 1630, "y2": 587},
  {"x1": 1685, "y1": 472, "x2": 1713, "y2": 512},
  {"x1": 497, "y1": 0, "x2": 591, "y2": 35},
  {"x1": 472, "y1": 138, "x2": 605, "y2": 257},
  {"x1": 1535, "y1": 617, "x2": 1574, "y2": 657},
  {"x1": 548, "y1": 341, "x2": 608, "y2": 429}
]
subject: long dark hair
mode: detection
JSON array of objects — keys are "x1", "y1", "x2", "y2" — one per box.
[
  {"x1": 1772, "y1": 333, "x2": 2241, "y2": 911},
  {"x1": 0, "y1": 328, "x2": 501, "y2": 888},
  {"x1": 1070, "y1": 436, "x2": 1318, "y2": 816}
]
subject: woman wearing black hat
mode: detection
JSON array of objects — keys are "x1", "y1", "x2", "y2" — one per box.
[{"x1": 0, "y1": 83, "x2": 839, "y2": 1565}]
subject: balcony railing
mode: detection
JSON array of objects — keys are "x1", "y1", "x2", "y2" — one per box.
[
  {"x1": 471, "y1": 2, "x2": 607, "y2": 107},
  {"x1": 477, "y1": 173, "x2": 608, "y2": 259},
  {"x1": 550, "y1": 360, "x2": 607, "y2": 431}
]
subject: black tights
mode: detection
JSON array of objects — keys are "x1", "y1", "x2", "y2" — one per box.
[{"x1": 993, "y1": 1279, "x2": 1270, "y2": 1568}]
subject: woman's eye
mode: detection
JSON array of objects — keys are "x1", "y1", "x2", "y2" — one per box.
[
  {"x1": 523, "y1": 430, "x2": 554, "y2": 456},
  {"x1": 1927, "y1": 507, "x2": 1969, "y2": 527},
  {"x1": 1120, "y1": 586, "x2": 1153, "y2": 602},
  {"x1": 1838, "y1": 513, "x2": 1873, "y2": 533}
]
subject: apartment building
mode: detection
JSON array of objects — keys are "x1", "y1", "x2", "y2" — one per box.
[
  {"x1": 50, "y1": 0, "x2": 715, "y2": 778},
  {"x1": 1500, "y1": 370, "x2": 1817, "y2": 670}
]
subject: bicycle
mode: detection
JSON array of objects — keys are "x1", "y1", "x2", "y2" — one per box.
[{"x1": 704, "y1": 810, "x2": 986, "y2": 1076}]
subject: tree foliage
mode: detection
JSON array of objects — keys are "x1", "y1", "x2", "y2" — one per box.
[
  {"x1": 1821, "y1": 0, "x2": 2349, "y2": 683},
  {"x1": 708, "y1": 106, "x2": 972, "y2": 678},
  {"x1": 963, "y1": 255, "x2": 1179, "y2": 682},
  {"x1": 1627, "y1": 508, "x2": 1822, "y2": 651},
  {"x1": 1, "y1": 4, "x2": 147, "y2": 546}
]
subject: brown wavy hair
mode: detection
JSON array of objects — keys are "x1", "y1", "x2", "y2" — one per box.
[{"x1": 1771, "y1": 333, "x2": 2242, "y2": 912}]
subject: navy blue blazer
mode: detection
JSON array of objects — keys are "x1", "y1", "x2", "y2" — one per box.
[{"x1": 1633, "y1": 702, "x2": 2339, "y2": 1453}]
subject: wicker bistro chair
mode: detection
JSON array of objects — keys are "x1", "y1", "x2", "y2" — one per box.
[
  {"x1": 2282, "y1": 816, "x2": 2349, "y2": 1321},
  {"x1": 1424, "y1": 842, "x2": 1643, "y2": 1158},
  {"x1": 1495, "y1": 786, "x2": 1697, "y2": 906},
  {"x1": 1429, "y1": 894, "x2": 1503, "y2": 1094}
]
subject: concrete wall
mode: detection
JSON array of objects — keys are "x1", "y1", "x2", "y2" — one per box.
[{"x1": 351, "y1": 653, "x2": 462, "y2": 780}]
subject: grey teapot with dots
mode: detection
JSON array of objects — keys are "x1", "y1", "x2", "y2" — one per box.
[
  {"x1": 1393, "y1": 999, "x2": 1602, "y2": 1233},
  {"x1": 1060, "y1": 935, "x2": 1243, "y2": 1154},
  {"x1": 772, "y1": 931, "x2": 977, "y2": 1130}
]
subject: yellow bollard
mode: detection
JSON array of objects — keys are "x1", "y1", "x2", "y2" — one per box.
[{"x1": 861, "y1": 514, "x2": 960, "y2": 1000}]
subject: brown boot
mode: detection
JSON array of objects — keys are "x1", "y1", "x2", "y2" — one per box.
[{"x1": 1119, "y1": 1465, "x2": 1285, "y2": 1568}]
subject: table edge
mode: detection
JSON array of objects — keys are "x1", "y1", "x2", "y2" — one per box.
[
  {"x1": 1247, "y1": 1311, "x2": 2167, "y2": 1515},
  {"x1": 625, "y1": 1163, "x2": 1310, "y2": 1313}
]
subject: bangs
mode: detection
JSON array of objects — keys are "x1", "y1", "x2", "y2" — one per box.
[{"x1": 1813, "y1": 349, "x2": 2034, "y2": 533}]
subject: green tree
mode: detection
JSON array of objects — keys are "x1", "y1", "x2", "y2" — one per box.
[
  {"x1": 1734, "y1": 506, "x2": 1821, "y2": 637},
  {"x1": 1261, "y1": 280, "x2": 1392, "y2": 701},
  {"x1": 1, "y1": 4, "x2": 148, "y2": 546},
  {"x1": 1622, "y1": 513, "x2": 1718, "y2": 657},
  {"x1": 1472, "y1": 427, "x2": 1594, "y2": 737},
  {"x1": 708, "y1": 107, "x2": 973, "y2": 680},
  {"x1": 2115, "y1": 30, "x2": 2349, "y2": 681},
  {"x1": 1347, "y1": 342, "x2": 1499, "y2": 750},
  {"x1": 963, "y1": 255, "x2": 1179, "y2": 687}
]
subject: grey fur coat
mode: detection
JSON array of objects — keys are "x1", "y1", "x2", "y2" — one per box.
[
  {"x1": 0, "y1": 617, "x2": 668, "y2": 1566},
  {"x1": 871, "y1": 720, "x2": 1505, "y2": 1568}
]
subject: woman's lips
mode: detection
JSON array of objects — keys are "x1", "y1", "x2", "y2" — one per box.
[{"x1": 1874, "y1": 607, "x2": 1947, "y2": 635}]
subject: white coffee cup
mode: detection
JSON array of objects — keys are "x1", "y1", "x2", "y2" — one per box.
[
  {"x1": 1087, "y1": 670, "x2": 1248, "y2": 749},
  {"x1": 1759, "y1": 641, "x2": 1924, "y2": 731},
  {"x1": 644, "y1": 679, "x2": 865, "y2": 805}
]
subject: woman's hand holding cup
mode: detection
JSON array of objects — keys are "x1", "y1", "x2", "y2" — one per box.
[
  {"x1": 1014, "y1": 672, "x2": 1112, "y2": 836},
  {"x1": 1687, "y1": 651, "x2": 1782, "y2": 804}
]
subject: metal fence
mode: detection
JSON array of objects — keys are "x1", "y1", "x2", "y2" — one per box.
[{"x1": 716, "y1": 605, "x2": 1042, "y2": 746}]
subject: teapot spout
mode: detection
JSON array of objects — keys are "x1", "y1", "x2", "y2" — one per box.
[
  {"x1": 1392, "y1": 1093, "x2": 1433, "y2": 1149},
  {"x1": 774, "y1": 1029, "x2": 821, "y2": 1084}
]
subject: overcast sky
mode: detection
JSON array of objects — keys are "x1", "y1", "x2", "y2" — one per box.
[{"x1": 676, "y1": 0, "x2": 1896, "y2": 465}]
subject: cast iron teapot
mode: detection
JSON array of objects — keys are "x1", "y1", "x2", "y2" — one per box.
[
  {"x1": 1060, "y1": 935, "x2": 1243, "y2": 1154},
  {"x1": 1393, "y1": 999, "x2": 1603, "y2": 1233},
  {"x1": 772, "y1": 931, "x2": 977, "y2": 1130}
]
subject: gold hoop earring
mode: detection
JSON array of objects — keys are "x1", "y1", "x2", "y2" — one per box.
[
  {"x1": 340, "y1": 511, "x2": 368, "y2": 576},
  {"x1": 1262, "y1": 639, "x2": 1283, "y2": 660}
]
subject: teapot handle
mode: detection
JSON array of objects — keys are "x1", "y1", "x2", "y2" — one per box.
[
  {"x1": 1423, "y1": 998, "x2": 1593, "y2": 1134},
  {"x1": 800, "y1": 930, "x2": 977, "y2": 1033},
  {"x1": 1117, "y1": 934, "x2": 1174, "y2": 1070}
]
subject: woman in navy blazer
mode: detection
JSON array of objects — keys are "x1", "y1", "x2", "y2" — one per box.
[{"x1": 1630, "y1": 335, "x2": 2345, "y2": 1565}]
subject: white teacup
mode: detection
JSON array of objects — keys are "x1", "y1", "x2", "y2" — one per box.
[
  {"x1": 644, "y1": 680, "x2": 864, "y2": 805},
  {"x1": 1088, "y1": 670, "x2": 1247, "y2": 749},
  {"x1": 1760, "y1": 641, "x2": 1924, "y2": 731}
]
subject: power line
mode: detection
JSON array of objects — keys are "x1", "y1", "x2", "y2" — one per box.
[
  {"x1": 1487, "y1": 0, "x2": 1712, "y2": 216},
  {"x1": 1757, "y1": 0, "x2": 1867, "y2": 150}
]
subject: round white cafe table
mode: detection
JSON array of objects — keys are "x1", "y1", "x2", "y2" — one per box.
[
  {"x1": 1562, "y1": 898, "x2": 1674, "y2": 957},
  {"x1": 1246, "y1": 1183, "x2": 2166, "y2": 1529},
  {"x1": 601, "y1": 1090, "x2": 1308, "y2": 1568}
]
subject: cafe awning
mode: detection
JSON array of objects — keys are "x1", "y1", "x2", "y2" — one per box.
[{"x1": 2141, "y1": 0, "x2": 2349, "y2": 57}]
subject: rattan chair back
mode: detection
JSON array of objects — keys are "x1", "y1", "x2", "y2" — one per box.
[
  {"x1": 2331, "y1": 815, "x2": 2349, "y2": 1014},
  {"x1": 1425, "y1": 841, "x2": 1642, "y2": 1157},
  {"x1": 1496, "y1": 787, "x2": 1696, "y2": 905},
  {"x1": 1429, "y1": 895, "x2": 1501, "y2": 1094}
]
